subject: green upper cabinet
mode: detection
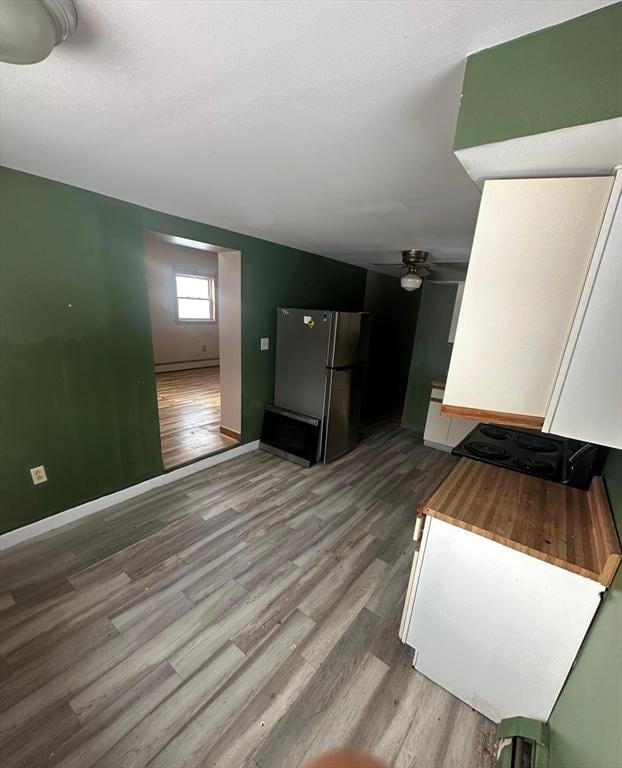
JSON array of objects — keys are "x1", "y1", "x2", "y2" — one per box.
[{"x1": 455, "y1": 3, "x2": 622, "y2": 151}]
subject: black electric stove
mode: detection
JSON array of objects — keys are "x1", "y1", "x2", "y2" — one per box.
[{"x1": 452, "y1": 423, "x2": 606, "y2": 490}]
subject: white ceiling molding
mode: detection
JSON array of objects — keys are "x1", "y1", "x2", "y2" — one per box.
[{"x1": 455, "y1": 117, "x2": 622, "y2": 189}]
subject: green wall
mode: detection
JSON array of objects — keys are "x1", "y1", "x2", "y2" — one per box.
[
  {"x1": 401, "y1": 283, "x2": 457, "y2": 432},
  {"x1": 546, "y1": 449, "x2": 622, "y2": 768},
  {"x1": 0, "y1": 167, "x2": 366, "y2": 534},
  {"x1": 455, "y1": 2, "x2": 622, "y2": 150}
]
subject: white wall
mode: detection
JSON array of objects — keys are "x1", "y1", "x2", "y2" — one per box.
[
  {"x1": 144, "y1": 232, "x2": 219, "y2": 371},
  {"x1": 218, "y1": 250, "x2": 242, "y2": 435}
]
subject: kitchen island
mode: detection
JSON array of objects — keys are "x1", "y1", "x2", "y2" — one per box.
[{"x1": 400, "y1": 458, "x2": 621, "y2": 723}]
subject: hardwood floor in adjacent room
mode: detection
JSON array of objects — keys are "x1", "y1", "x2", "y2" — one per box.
[
  {"x1": 156, "y1": 367, "x2": 237, "y2": 469},
  {"x1": 0, "y1": 423, "x2": 497, "y2": 768}
]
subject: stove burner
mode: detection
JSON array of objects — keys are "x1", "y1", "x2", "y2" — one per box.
[
  {"x1": 515, "y1": 434, "x2": 558, "y2": 453},
  {"x1": 453, "y1": 423, "x2": 598, "y2": 488},
  {"x1": 465, "y1": 441, "x2": 511, "y2": 460},
  {"x1": 480, "y1": 425, "x2": 511, "y2": 441},
  {"x1": 515, "y1": 455, "x2": 556, "y2": 474}
]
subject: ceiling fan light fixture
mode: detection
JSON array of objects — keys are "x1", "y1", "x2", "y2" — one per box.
[
  {"x1": 401, "y1": 271, "x2": 423, "y2": 292},
  {"x1": 0, "y1": 0, "x2": 78, "y2": 64}
]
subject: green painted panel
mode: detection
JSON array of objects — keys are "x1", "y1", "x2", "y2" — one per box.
[
  {"x1": 455, "y1": 3, "x2": 622, "y2": 150},
  {"x1": 0, "y1": 167, "x2": 366, "y2": 533},
  {"x1": 546, "y1": 449, "x2": 622, "y2": 768},
  {"x1": 401, "y1": 283, "x2": 456, "y2": 432},
  {"x1": 0, "y1": 171, "x2": 162, "y2": 534}
]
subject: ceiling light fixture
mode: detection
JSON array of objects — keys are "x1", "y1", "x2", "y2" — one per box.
[
  {"x1": 371, "y1": 249, "x2": 468, "y2": 291},
  {"x1": 401, "y1": 268, "x2": 423, "y2": 292},
  {"x1": 0, "y1": 0, "x2": 78, "y2": 64}
]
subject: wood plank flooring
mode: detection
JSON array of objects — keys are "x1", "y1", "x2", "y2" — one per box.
[
  {"x1": 156, "y1": 368, "x2": 237, "y2": 469},
  {"x1": 0, "y1": 423, "x2": 497, "y2": 768}
]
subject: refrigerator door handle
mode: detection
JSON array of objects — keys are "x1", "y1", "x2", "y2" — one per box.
[
  {"x1": 326, "y1": 312, "x2": 340, "y2": 368},
  {"x1": 322, "y1": 368, "x2": 337, "y2": 463}
]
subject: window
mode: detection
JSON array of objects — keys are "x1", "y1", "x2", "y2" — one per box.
[{"x1": 175, "y1": 273, "x2": 216, "y2": 322}]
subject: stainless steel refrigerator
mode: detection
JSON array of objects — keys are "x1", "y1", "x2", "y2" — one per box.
[{"x1": 263, "y1": 308, "x2": 369, "y2": 464}]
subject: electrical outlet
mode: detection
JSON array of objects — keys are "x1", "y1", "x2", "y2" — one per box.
[
  {"x1": 30, "y1": 465, "x2": 48, "y2": 485},
  {"x1": 260, "y1": 337, "x2": 269, "y2": 351},
  {"x1": 201, "y1": 344, "x2": 207, "y2": 352}
]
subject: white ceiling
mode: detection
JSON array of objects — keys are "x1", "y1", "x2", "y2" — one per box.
[{"x1": 0, "y1": 0, "x2": 613, "y2": 271}]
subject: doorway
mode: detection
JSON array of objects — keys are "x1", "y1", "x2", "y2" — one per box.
[
  {"x1": 362, "y1": 271, "x2": 421, "y2": 425},
  {"x1": 144, "y1": 231, "x2": 242, "y2": 469}
]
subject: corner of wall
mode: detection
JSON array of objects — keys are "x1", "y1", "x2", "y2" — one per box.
[{"x1": 454, "y1": 3, "x2": 622, "y2": 151}]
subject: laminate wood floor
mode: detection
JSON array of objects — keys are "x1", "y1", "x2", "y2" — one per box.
[
  {"x1": 156, "y1": 368, "x2": 237, "y2": 469},
  {"x1": 0, "y1": 423, "x2": 497, "y2": 768}
]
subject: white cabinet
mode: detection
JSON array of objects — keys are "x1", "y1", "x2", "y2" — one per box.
[
  {"x1": 543, "y1": 171, "x2": 622, "y2": 448},
  {"x1": 442, "y1": 176, "x2": 614, "y2": 429},
  {"x1": 423, "y1": 387, "x2": 450, "y2": 449},
  {"x1": 447, "y1": 281, "x2": 464, "y2": 344},
  {"x1": 424, "y1": 386, "x2": 473, "y2": 451},
  {"x1": 403, "y1": 517, "x2": 602, "y2": 723}
]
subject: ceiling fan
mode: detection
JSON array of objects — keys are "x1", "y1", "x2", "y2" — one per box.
[{"x1": 369, "y1": 250, "x2": 468, "y2": 292}]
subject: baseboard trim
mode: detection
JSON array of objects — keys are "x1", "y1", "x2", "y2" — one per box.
[
  {"x1": 155, "y1": 359, "x2": 219, "y2": 373},
  {"x1": 0, "y1": 440, "x2": 260, "y2": 552},
  {"x1": 219, "y1": 426, "x2": 241, "y2": 439}
]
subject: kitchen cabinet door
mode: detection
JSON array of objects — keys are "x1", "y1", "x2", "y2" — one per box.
[
  {"x1": 442, "y1": 177, "x2": 613, "y2": 429},
  {"x1": 405, "y1": 517, "x2": 602, "y2": 723},
  {"x1": 543, "y1": 172, "x2": 622, "y2": 448}
]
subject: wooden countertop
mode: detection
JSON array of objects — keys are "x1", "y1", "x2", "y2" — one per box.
[{"x1": 420, "y1": 459, "x2": 621, "y2": 586}]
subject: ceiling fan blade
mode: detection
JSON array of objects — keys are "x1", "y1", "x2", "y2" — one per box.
[
  {"x1": 415, "y1": 266, "x2": 431, "y2": 278},
  {"x1": 368, "y1": 262, "x2": 405, "y2": 267},
  {"x1": 426, "y1": 262, "x2": 468, "y2": 271}
]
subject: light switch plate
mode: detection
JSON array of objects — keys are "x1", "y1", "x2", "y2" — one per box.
[
  {"x1": 260, "y1": 337, "x2": 269, "y2": 351},
  {"x1": 30, "y1": 465, "x2": 48, "y2": 485}
]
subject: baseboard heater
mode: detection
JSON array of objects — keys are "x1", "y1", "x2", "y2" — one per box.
[
  {"x1": 259, "y1": 405, "x2": 320, "y2": 467},
  {"x1": 496, "y1": 717, "x2": 548, "y2": 768}
]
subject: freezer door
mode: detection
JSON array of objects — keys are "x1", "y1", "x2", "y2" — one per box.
[
  {"x1": 327, "y1": 312, "x2": 369, "y2": 367},
  {"x1": 274, "y1": 308, "x2": 332, "y2": 419},
  {"x1": 322, "y1": 365, "x2": 364, "y2": 462}
]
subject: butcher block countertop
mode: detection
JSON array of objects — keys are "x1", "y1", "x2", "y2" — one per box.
[{"x1": 420, "y1": 458, "x2": 621, "y2": 586}]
